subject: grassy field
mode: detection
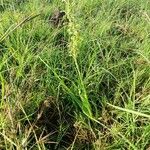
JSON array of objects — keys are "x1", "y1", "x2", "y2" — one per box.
[{"x1": 0, "y1": 0, "x2": 150, "y2": 149}]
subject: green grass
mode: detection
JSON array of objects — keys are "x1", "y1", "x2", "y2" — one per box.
[{"x1": 0, "y1": 0, "x2": 150, "y2": 149}]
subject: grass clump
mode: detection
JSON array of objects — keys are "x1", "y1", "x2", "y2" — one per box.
[{"x1": 0, "y1": 0, "x2": 150, "y2": 149}]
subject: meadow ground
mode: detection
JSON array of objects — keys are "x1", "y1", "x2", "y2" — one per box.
[{"x1": 0, "y1": 0, "x2": 150, "y2": 149}]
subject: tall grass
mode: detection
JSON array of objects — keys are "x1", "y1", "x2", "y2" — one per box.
[{"x1": 0, "y1": 0, "x2": 150, "y2": 149}]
